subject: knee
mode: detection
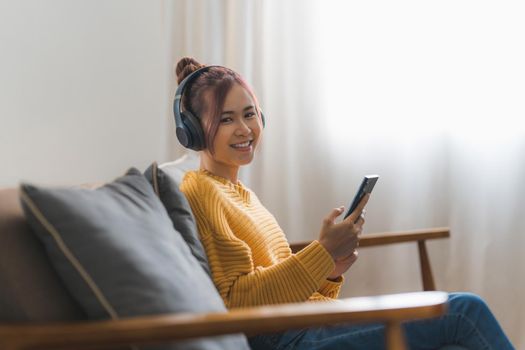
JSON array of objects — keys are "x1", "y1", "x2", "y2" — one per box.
[{"x1": 447, "y1": 292, "x2": 490, "y2": 317}]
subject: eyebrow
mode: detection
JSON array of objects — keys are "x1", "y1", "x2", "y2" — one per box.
[{"x1": 221, "y1": 105, "x2": 255, "y2": 115}]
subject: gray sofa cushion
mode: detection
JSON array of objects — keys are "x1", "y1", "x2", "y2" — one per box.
[
  {"x1": 20, "y1": 168, "x2": 250, "y2": 350},
  {"x1": 0, "y1": 188, "x2": 85, "y2": 322},
  {"x1": 144, "y1": 162, "x2": 211, "y2": 277}
]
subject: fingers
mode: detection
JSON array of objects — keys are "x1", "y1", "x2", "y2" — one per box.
[
  {"x1": 346, "y1": 193, "x2": 370, "y2": 224},
  {"x1": 323, "y1": 206, "x2": 344, "y2": 227},
  {"x1": 349, "y1": 249, "x2": 358, "y2": 263},
  {"x1": 354, "y1": 213, "x2": 365, "y2": 226},
  {"x1": 352, "y1": 215, "x2": 365, "y2": 241}
]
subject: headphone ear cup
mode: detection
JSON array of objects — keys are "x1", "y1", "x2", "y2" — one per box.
[
  {"x1": 260, "y1": 112, "x2": 266, "y2": 128},
  {"x1": 181, "y1": 111, "x2": 205, "y2": 151}
]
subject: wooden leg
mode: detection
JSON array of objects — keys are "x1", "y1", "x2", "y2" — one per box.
[
  {"x1": 418, "y1": 240, "x2": 436, "y2": 291},
  {"x1": 385, "y1": 321, "x2": 407, "y2": 350}
]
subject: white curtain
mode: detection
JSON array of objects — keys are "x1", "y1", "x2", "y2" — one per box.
[{"x1": 170, "y1": 0, "x2": 525, "y2": 346}]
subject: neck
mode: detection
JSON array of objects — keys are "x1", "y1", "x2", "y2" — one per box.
[{"x1": 200, "y1": 156, "x2": 239, "y2": 184}]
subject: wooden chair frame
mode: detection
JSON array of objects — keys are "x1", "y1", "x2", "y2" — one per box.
[
  {"x1": 291, "y1": 227, "x2": 449, "y2": 292},
  {"x1": 0, "y1": 227, "x2": 450, "y2": 350}
]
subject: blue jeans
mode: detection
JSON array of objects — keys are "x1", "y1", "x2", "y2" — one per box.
[{"x1": 248, "y1": 293, "x2": 514, "y2": 350}]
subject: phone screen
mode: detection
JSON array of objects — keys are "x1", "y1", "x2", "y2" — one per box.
[{"x1": 343, "y1": 175, "x2": 379, "y2": 220}]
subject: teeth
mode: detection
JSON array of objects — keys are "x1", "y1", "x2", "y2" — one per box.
[{"x1": 232, "y1": 141, "x2": 251, "y2": 148}]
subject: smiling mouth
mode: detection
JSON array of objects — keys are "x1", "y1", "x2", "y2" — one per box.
[{"x1": 230, "y1": 140, "x2": 253, "y2": 149}]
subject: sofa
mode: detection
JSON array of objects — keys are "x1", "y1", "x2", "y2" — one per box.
[{"x1": 0, "y1": 155, "x2": 459, "y2": 350}]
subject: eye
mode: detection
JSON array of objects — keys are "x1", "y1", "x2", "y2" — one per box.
[
  {"x1": 220, "y1": 117, "x2": 233, "y2": 124},
  {"x1": 245, "y1": 112, "x2": 256, "y2": 119}
]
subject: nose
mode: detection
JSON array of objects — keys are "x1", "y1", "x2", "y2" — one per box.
[{"x1": 235, "y1": 118, "x2": 251, "y2": 136}]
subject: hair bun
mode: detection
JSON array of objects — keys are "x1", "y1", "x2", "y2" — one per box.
[{"x1": 175, "y1": 57, "x2": 206, "y2": 84}]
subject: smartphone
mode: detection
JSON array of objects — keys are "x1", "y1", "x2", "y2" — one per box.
[{"x1": 343, "y1": 175, "x2": 379, "y2": 220}]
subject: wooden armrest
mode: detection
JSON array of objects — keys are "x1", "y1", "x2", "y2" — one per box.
[
  {"x1": 290, "y1": 228, "x2": 450, "y2": 292},
  {"x1": 359, "y1": 227, "x2": 450, "y2": 247},
  {"x1": 0, "y1": 292, "x2": 448, "y2": 350},
  {"x1": 289, "y1": 227, "x2": 450, "y2": 253}
]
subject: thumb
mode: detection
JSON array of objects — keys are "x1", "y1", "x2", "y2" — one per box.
[
  {"x1": 350, "y1": 250, "x2": 358, "y2": 261},
  {"x1": 323, "y1": 206, "x2": 344, "y2": 226}
]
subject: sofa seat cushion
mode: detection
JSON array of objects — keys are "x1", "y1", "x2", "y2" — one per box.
[{"x1": 19, "y1": 168, "x2": 250, "y2": 350}]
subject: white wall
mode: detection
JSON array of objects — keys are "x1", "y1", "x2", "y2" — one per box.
[{"x1": 0, "y1": 0, "x2": 182, "y2": 187}]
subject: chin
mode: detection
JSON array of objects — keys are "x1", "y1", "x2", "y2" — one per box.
[{"x1": 238, "y1": 157, "x2": 254, "y2": 166}]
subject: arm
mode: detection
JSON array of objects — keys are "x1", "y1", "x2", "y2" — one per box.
[
  {"x1": 200, "y1": 221, "x2": 335, "y2": 308},
  {"x1": 317, "y1": 277, "x2": 344, "y2": 299},
  {"x1": 182, "y1": 176, "x2": 336, "y2": 308}
]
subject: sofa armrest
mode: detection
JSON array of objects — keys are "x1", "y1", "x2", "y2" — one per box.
[
  {"x1": 0, "y1": 291, "x2": 447, "y2": 350},
  {"x1": 289, "y1": 227, "x2": 450, "y2": 252}
]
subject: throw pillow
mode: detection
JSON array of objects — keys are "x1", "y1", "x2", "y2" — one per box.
[
  {"x1": 144, "y1": 162, "x2": 211, "y2": 277},
  {"x1": 20, "y1": 168, "x2": 249, "y2": 350}
]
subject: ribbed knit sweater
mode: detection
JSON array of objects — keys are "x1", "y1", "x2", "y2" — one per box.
[{"x1": 180, "y1": 169, "x2": 343, "y2": 309}]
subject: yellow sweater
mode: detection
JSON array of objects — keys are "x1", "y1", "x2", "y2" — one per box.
[{"x1": 180, "y1": 169, "x2": 343, "y2": 309}]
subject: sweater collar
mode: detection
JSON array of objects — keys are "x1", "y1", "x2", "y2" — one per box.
[{"x1": 199, "y1": 169, "x2": 251, "y2": 203}]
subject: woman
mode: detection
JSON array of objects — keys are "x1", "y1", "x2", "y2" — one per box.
[{"x1": 176, "y1": 57, "x2": 514, "y2": 350}]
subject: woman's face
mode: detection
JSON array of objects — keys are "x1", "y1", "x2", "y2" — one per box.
[{"x1": 204, "y1": 83, "x2": 262, "y2": 174}]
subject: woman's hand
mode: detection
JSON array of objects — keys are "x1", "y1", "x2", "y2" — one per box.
[
  {"x1": 318, "y1": 194, "x2": 369, "y2": 262},
  {"x1": 328, "y1": 250, "x2": 359, "y2": 281}
]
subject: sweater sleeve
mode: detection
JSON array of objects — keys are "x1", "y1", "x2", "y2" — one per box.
[
  {"x1": 200, "y1": 213, "x2": 335, "y2": 308},
  {"x1": 182, "y1": 176, "x2": 335, "y2": 308},
  {"x1": 317, "y1": 276, "x2": 344, "y2": 299}
]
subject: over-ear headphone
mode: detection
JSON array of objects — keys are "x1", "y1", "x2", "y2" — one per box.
[{"x1": 173, "y1": 65, "x2": 265, "y2": 151}]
